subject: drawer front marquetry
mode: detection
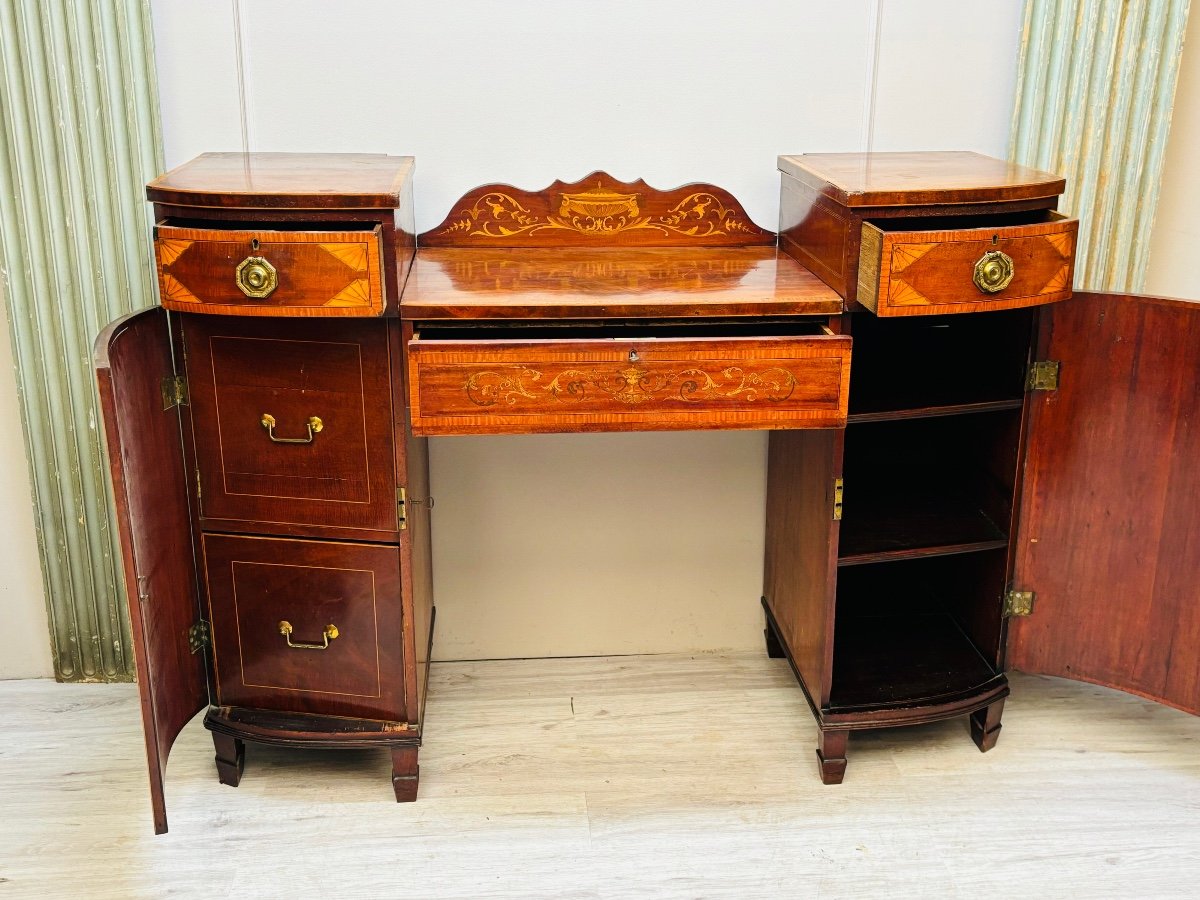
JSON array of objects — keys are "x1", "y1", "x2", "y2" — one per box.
[
  {"x1": 857, "y1": 216, "x2": 1077, "y2": 317},
  {"x1": 155, "y1": 224, "x2": 385, "y2": 316},
  {"x1": 203, "y1": 534, "x2": 406, "y2": 721},
  {"x1": 408, "y1": 335, "x2": 851, "y2": 435}
]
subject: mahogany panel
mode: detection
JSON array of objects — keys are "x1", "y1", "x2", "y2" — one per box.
[
  {"x1": 777, "y1": 179, "x2": 851, "y2": 298},
  {"x1": 393, "y1": 319, "x2": 433, "y2": 727},
  {"x1": 857, "y1": 215, "x2": 1077, "y2": 316},
  {"x1": 203, "y1": 534, "x2": 407, "y2": 721},
  {"x1": 779, "y1": 152, "x2": 1066, "y2": 208},
  {"x1": 95, "y1": 308, "x2": 207, "y2": 835},
  {"x1": 1009, "y1": 292, "x2": 1200, "y2": 715},
  {"x1": 156, "y1": 225, "x2": 385, "y2": 317},
  {"x1": 183, "y1": 315, "x2": 398, "y2": 539},
  {"x1": 408, "y1": 331, "x2": 851, "y2": 435},
  {"x1": 763, "y1": 429, "x2": 842, "y2": 707},
  {"x1": 147, "y1": 152, "x2": 414, "y2": 209},
  {"x1": 421, "y1": 172, "x2": 775, "y2": 248},
  {"x1": 402, "y1": 246, "x2": 842, "y2": 320}
]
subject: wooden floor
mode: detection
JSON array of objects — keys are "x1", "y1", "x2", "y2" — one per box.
[{"x1": 2, "y1": 653, "x2": 1199, "y2": 899}]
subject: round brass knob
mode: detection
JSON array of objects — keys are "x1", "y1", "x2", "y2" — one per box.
[
  {"x1": 972, "y1": 249, "x2": 1015, "y2": 294},
  {"x1": 235, "y1": 255, "x2": 278, "y2": 298}
]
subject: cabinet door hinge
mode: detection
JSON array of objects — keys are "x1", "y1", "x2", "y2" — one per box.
[
  {"x1": 832, "y1": 477, "x2": 844, "y2": 521},
  {"x1": 1003, "y1": 590, "x2": 1035, "y2": 617},
  {"x1": 194, "y1": 468, "x2": 202, "y2": 503},
  {"x1": 397, "y1": 486, "x2": 407, "y2": 530},
  {"x1": 188, "y1": 620, "x2": 210, "y2": 653},
  {"x1": 1026, "y1": 360, "x2": 1059, "y2": 392},
  {"x1": 161, "y1": 374, "x2": 189, "y2": 409}
]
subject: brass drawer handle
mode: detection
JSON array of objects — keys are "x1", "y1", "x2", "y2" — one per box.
[
  {"x1": 973, "y1": 249, "x2": 1015, "y2": 294},
  {"x1": 261, "y1": 413, "x2": 323, "y2": 444},
  {"x1": 236, "y1": 255, "x2": 278, "y2": 298},
  {"x1": 278, "y1": 620, "x2": 339, "y2": 650}
]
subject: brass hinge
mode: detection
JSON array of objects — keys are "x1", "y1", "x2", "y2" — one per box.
[
  {"x1": 194, "y1": 468, "x2": 202, "y2": 503},
  {"x1": 188, "y1": 620, "x2": 210, "y2": 653},
  {"x1": 1003, "y1": 590, "x2": 1035, "y2": 617},
  {"x1": 832, "y1": 477, "x2": 844, "y2": 521},
  {"x1": 1026, "y1": 360, "x2": 1060, "y2": 391},
  {"x1": 161, "y1": 374, "x2": 189, "y2": 409},
  {"x1": 397, "y1": 486, "x2": 407, "y2": 530}
]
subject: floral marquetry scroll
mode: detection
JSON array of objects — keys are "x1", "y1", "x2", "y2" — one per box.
[
  {"x1": 421, "y1": 172, "x2": 775, "y2": 248},
  {"x1": 407, "y1": 333, "x2": 852, "y2": 435},
  {"x1": 465, "y1": 364, "x2": 799, "y2": 408}
]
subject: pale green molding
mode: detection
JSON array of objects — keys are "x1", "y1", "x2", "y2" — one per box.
[
  {"x1": 0, "y1": 0, "x2": 163, "y2": 681},
  {"x1": 1011, "y1": 0, "x2": 1192, "y2": 292}
]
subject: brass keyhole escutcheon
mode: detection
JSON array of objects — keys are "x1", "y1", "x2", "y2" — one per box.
[
  {"x1": 236, "y1": 255, "x2": 278, "y2": 298},
  {"x1": 972, "y1": 249, "x2": 1015, "y2": 294}
]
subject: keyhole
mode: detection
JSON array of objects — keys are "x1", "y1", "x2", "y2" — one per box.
[
  {"x1": 629, "y1": 349, "x2": 640, "y2": 362},
  {"x1": 251, "y1": 238, "x2": 260, "y2": 251}
]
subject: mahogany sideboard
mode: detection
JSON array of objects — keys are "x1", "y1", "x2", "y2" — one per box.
[{"x1": 94, "y1": 151, "x2": 1200, "y2": 833}]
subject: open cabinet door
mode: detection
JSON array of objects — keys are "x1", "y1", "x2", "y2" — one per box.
[
  {"x1": 1009, "y1": 292, "x2": 1200, "y2": 714},
  {"x1": 95, "y1": 308, "x2": 207, "y2": 833}
]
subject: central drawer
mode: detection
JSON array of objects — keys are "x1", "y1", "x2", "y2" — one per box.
[{"x1": 407, "y1": 321, "x2": 851, "y2": 435}]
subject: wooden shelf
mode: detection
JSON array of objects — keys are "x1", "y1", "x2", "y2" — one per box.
[
  {"x1": 828, "y1": 612, "x2": 999, "y2": 711},
  {"x1": 838, "y1": 493, "x2": 1008, "y2": 565},
  {"x1": 848, "y1": 398, "x2": 1024, "y2": 425}
]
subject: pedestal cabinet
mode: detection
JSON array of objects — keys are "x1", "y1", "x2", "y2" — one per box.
[
  {"x1": 765, "y1": 152, "x2": 1200, "y2": 781},
  {"x1": 97, "y1": 154, "x2": 433, "y2": 834},
  {"x1": 95, "y1": 151, "x2": 1200, "y2": 833}
]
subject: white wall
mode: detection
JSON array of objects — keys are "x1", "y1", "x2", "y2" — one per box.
[
  {"x1": 155, "y1": 0, "x2": 1029, "y2": 661},
  {"x1": 0, "y1": 281, "x2": 53, "y2": 678},
  {"x1": 1146, "y1": 9, "x2": 1200, "y2": 300},
  {"x1": 1, "y1": 0, "x2": 1033, "y2": 672}
]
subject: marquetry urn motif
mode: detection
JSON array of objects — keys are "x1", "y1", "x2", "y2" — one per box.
[{"x1": 422, "y1": 172, "x2": 775, "y2": 248}]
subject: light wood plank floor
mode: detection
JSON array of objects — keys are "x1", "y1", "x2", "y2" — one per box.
[{"x1": 2, "y1": 653, "x2": 1199, "y2": 899}]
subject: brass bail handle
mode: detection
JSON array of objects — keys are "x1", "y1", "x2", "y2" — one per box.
[
  {"x1": 972, "y1": 248, "x2": 1015, "y2": 294},
  {"x1": 278, "y1": 620, "x2": 339, "y2": 650},
  {"x1": 261, "y1": 413, "x2": 323, "y2": 444}
]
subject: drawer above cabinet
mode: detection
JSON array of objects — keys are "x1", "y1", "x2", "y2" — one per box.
[
  {"x1": 182, "y1": 316, "x2": 399, "y2": 540},
  {"x1": 154, "y1": 223, "x2": 386, "y2": 316},
  {"x1": 856, "y1": 212, "x2": 1077, "y2": 317},
  {"x1": 407, "y1": 321, "x2": 851, "y2": 435}
]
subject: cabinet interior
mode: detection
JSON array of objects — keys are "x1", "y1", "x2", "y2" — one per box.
[
  {"x1": 847, "y1": 309, "x2": 1033, "y2": 419},
  {"x1": 829, "y1": 550, "x2": 1007, "y2": 710},
  {"x1": 828, "y1": 309, "x2": 1031, "y2": 713}
]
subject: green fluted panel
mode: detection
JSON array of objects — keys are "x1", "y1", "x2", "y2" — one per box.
[
  {"x1": 0, "y1": 0, "x2": 163, "y2": 681},
  {"x1": 1011, "y1": 0, "x2": 1192, "y2": 292}
]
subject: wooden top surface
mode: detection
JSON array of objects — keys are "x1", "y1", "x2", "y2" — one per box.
[
  {"x1": 778, "y1": 151, "x2": 1065, "y2": 207},
  {"x1": 147, "y1": 152, "x2": 414, "y2": 209},
  {"x1": 400, "y1": 246, "x2": 843, "y2": 320}
]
